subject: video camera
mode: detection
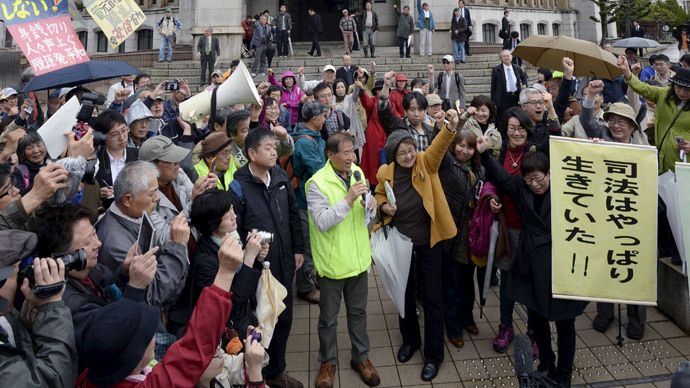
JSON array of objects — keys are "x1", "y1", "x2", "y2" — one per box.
[
  {"x1": 18, "y1": 249, "x2": 88, "y2": 298},
  {"x1": 73, "y1": 92, "x2": 107, "y2": 184}
]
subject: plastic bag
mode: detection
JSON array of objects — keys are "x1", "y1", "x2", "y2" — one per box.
[
  {"x1": 50, "y1": 156, "x2": 87, "y2": 205},
  {"x1": 370, "y1": 226, "x2": 413, "y2": 318}
]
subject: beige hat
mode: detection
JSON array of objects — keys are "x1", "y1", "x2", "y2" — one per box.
[
  {"x1": 426, "y1": 93, "x2": 443, "y2": 106},
  {"x1": 139, "y1": 136, "x2": 190, "y2": 163},
  {"x1": 603, "y1": 103, "x2": 639, "y2": 131}
]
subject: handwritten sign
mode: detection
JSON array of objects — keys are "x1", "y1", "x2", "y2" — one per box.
[
  {"x1": 82, "y1": 0, "x2": 146, "y2": 48},
  {"x1": 550, "y1": 137, "x2": 657, "y2": 305},
  {"x1": 1, "y1": 0, "x2": 67, "y2": 26}
]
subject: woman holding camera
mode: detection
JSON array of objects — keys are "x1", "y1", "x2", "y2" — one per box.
[{"x1": 374, "y1": 106, "x2": 466, "y2": 381}]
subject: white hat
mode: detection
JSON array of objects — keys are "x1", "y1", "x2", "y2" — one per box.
[
  {"x1": 442, "y1": 55, "x2": 455, "y2": 63},
  {"x1": 322, "y1": 65, "x2": 336, "y2": 73}
]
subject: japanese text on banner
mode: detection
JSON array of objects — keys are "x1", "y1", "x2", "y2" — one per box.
[
  {"x1": 0, "y1": 0, "x2": 68, "y2": 26},
  {"x1": 83, "y1": 0, "x2": 146, "y2": 48},
  {"x1": 550, "y1": 137, "x2": 657, "y2": 305}
]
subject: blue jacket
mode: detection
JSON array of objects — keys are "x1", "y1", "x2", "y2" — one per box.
[
  {"x1": 416, "y1": 0, "x2": 435, "y2": 30},
  {"x1": 292, "y1": 124, "x2": 326, "y2": 209}
]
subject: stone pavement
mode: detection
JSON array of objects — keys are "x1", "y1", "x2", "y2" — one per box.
[{"x1": 284, "y1": 266, "x2": 689, "y2": 388}]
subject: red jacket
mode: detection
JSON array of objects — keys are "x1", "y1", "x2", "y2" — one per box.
[
  {"x1": 75, "y1": 285, "x2": 262, "y2": 388},
  {"x1": 388, "y1": 88, "x2": 408, "y2": 118},
  {"x1": 360, "y1": 93, "x2": 386, "y2": 185}
]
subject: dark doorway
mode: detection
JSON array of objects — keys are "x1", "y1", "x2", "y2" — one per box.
[{"x1": 287, "y1": 0, "x2": 361, "y2": 42}]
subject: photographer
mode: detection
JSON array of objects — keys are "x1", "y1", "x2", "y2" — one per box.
[
  {"x1": 0, "y1": 230, "x2": 78, "y2": 387},
  {"x1": 36, "y1": 204, "x2": 157, "y2": 370},
  {"x1": 96, "y1": 161, "x2": 190, "y2": 308}
]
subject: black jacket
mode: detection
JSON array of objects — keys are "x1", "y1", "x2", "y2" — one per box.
[
  {"x1": 502, "y1": 38, "x2": 520, "y2": 51},
  {"x1": 231, "y1": 164, "x2": 304, "y2": 286},
  {"x1": 501, "y1": 16, "x2": 510, "y2": 37},
  {"x1": 490, "y1": 63, "x2": 528, "y2": 108},
  {"x1": 480, "y1": 151, "x2": 588, "y2": 321},
  {"x1": 450, "y1": 15, "x2": 468, "y2": 42},
  {"x1": 439, "y1": 152, "x2": 484, "y2": 262},
  {"x1": 309, "y1": 13, "x2": 323, "y2": 34},
  {"x1": 336, "y1": 65, "x2": 360, "y2": 89},
  {"x1": 630, "y1": 26, "x2": 645, "y2": 38},
  {"x1": 197, "y1": 35, "x2": 220, "y2": 59},
  {"x1": 356, "y1": 10, "x2": 379, "y2": 31},
  {"x1": 94, "y1": 146, "x2": 139, "y2": 208}
]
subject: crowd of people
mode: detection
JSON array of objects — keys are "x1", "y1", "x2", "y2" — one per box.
[{"x1": 2, "y1": 7, "x2": 690, "y2": 388}]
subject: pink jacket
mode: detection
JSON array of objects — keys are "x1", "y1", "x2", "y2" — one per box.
[{"x1": 268, "y1": 71, "x2": 304, "y2": 126}]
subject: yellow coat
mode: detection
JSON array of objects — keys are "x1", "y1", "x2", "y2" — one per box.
[{"x1": 374, "y1": 125, "x2": 458, "y2": 247}]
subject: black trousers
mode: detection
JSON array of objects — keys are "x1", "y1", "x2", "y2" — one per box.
[
  {"x1": 399, "y1": 243, "x2": 444, "y2": 365},
  {"x1": 464, "y1": 36, "x2": 471, "y2": 54},
  {"x1": 310, "y1": 32, "x2": 321, "y2": 55},
  {"x1": 442, "y1": 258, "x2": 476, "y2": 339},
  {"x1": 496, "y1": 93, "x2": 519, "y2": 130},
  {"x1": 528, "y1": 309, "x2": 576, "y2": 377},
  {"x1": 200, "y1": 53, "x2": 214, "y2": 83},
  {"x1": 398, "y1": 37, "x2": 410, "y2": 57},
  {"x1": 277, "y1": 30, "x2": 289, "y2": 56}
]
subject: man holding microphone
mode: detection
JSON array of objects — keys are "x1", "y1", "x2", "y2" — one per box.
[{"x1": 307, "y1": 132, "x2": 380, "y2": 388}]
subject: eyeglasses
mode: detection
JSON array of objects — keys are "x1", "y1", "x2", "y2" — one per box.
[
  {"x1": 506, "y1": 125, "x2": 527, "y2": 133},
  {"x1": 0, "y1": 176, "x2": 18, "y2": 199},
  {"x1": 265, "y1": 106, "x2": 280, "y2": 111},
  {"x1": 607, "y1": 118, "x2": 629, "y2": 127},
  {"x1": 442, "y1": 60, "x2": 451, "y2": 64},
  {"x1": 107, "y1": 127, "x2": 128, "y2": 140},
  {"x1": 215, "y1": 149, "x2": 232, "y2": 157},
  {"x1": 524, "y1": 174, "x2": 547, "y2": 185},
  {"x1": 524, "y1": 100, "x2": 544, "y2": 107},
  {"x1": 396, "y1": 148, "x2": 416, "y2": 158}
]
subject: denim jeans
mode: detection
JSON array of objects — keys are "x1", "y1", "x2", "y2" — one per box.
[
  {"x1": 363, "y1": 28, "x2": 375, "y2": 48},
  {"x1": 452, "y1": 40, "x2": 465, "y2": 62},
  {"x1": 159, "y1": 35, "x2": 173, "y2": 61}
]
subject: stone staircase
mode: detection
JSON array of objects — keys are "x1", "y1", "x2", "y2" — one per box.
[{"x1": 144, "y1": 43, "x2": 537, "y2": 103}]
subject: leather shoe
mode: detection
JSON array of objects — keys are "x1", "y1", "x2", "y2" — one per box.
[
  {"x1": 449, "y1": 337, "x2": 464, "y2": 348},
  {"x1": 297, "y1": 288, "x2": 320, "y2": 304},
  {"x1": 315, "y1": 363, "x2": 335, "y2": 388},
  {"x1": 397, "y1": 344, "x2": 418, "y2": 363},
  {"x1": 465, "y1": 325, "x2": 479, "y2": 335},
  {"x1": 351, "y1": 357, "x2": 380, "y2": 386},
  {"x1": 421, "y1": 363, "x2": 439, "y2": 381}
]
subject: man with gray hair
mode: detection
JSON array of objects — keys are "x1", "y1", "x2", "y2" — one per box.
[
  {"x1": 14, "y1": 67, "x2": 44, "y2": 129},
  {"x1": 251, "y1": 15, "x2": 272, "y2": 76},
  {"x1": 490, "y1": 49, "x2": 527, "y2": 126},
  {"x1": 518, "y1": 86, "x2": 561, "y2": 146},
  {"x1": 197, "y1": 27, "x2": 220, "y2": 85},
  {"x1": 96, "y1": 161, "x2": 191, "y2": 308}
]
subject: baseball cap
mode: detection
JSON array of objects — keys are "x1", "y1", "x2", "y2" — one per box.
[
  {"x1": 212, "y1": 70, "x2": 224, "y2": 78},
  {"x1": 1, "y1": 88, "x2": 17, "y2": 99},
  {"x1": 323, "y1": 65, "x2": 336, "y2": 73},
  {"x1": 139, "y1": 135, "x2": 190, "y2": 163},
  {"x1": 426, "y1": 94, "x2": 443, "y2": 106},
  {"x1": 166, "y1": 7, "x2": 173, "y2": 12},
  {"x1": 0, "y1": 230, "x2": 37, "y2": 283},
  {"x1": 442, "y1": 55, "x2": 455, "y2": 63},
  {"x1": 302, "y1": 101, "x2": 329, "y2": 121}
]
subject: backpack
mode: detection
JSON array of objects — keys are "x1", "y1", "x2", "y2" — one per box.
[
  {"x1": 280, "y1": 134, "x2": 317, "y2": 190},
  {"x1": 468, "y1": 181, "x2": 501, "y2": 257},
  {"x1": 437, "y1": 72, "x2": 462, "y2": 95}
]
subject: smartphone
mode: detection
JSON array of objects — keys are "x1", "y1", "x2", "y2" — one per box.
[
  {"x1": 676, "y1": 136, "x2": 686, "y2": 145},
  {"x1": 208, "y1": 157, "x2": 217, "y2": 176},
  {"x1": 165, "y1": 81, "x2": 180, "y2": 91},
  {"x1": 137, "y1": 210, "x2": 157, "y2": 255}
]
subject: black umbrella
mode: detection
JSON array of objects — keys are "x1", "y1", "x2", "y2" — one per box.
[{"x1": 21, "y1": 61, "x2": 142, "y2": 93}]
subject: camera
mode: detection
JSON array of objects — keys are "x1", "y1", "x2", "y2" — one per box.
[
  {"x1": 165, "y1": 81, "x2": 180, "y2": 91},
  {"x1": 74, "y1": 92, "x2": 107, "y2": 148},
  {"x1": 18, "y1": 248, "x2": 88, "y2": 288},
  {"x1": 256, "y1": 231, "x2": 273, "y2": 244}
]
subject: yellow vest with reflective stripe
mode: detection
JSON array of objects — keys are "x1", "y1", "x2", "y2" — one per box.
[{"x1": 194, "y1": 158, "x2": 237, "y2": 191}]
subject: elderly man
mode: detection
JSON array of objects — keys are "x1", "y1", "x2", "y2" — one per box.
[
  {"x1": 297, "y1": 64, "x2": 337, "y2": 92},
  {"x1": 424, "y1": 93, "x2": 446, "y2": 128},
  {"x1": 490, "y1": 49, "x2": 528, "y2": 126},
  {"x1": 197, "y1": 27, "x2": 220, "y2": 85},
  {"x1": 139, "y1": 136, "x2": 217, "y2": 244},
  {"x1": 313, "y1": 82, "x2": 351, "y2": 139},
  {"x1": 125, "y1": 99, "x2": 155, "y2": 149},
  {"x1": 340, "y1": 9, "x2": 355, "y2": 54},
  {"x1": 308, "y1": 132, "x2": 380, "y2": 388},
  {"x1": 519, "y1": 86, "x2": 561, "y2": 146},
  {"x1": 274, "y1": 4, "x2": 292, "y2": 59},
  {"x1": 393, "y1": 4, "x2": 414, "y2": 58},
  {"x1": 37, "y1": 204, "x2": 157, "y2": 367},
  {"x1": 335, "y1": 55, "x2": 359, "y2": 90},
  {"x1": 251, "y1": 15, "x2": 272, "y2": 76},
  {"x1": 96, "y1": 161, "x2": 190, "y2": 308}
]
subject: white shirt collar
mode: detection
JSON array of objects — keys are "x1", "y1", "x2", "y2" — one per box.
[{"x1": 248, "y1": 164, "x2": 271, "y2": 188}]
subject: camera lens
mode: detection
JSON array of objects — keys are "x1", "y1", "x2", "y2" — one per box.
[{"x1": 61, "y1": 248, "x2": 88, "y2": 272}]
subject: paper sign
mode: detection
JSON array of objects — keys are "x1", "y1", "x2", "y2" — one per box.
[
  {"x1": 550, "y1": 137, "x2": 658, "y2": 305},
  {"x1": 8, "y1": 14, "x2": 89, "y2": 75},
  {"x1": 82, "y1": 0, "x2": 146, "y2": 48},
  {"x1": 38, "y1": 96, "x2": 80, "y2": 159},
  {"x1": 0, "y1": 0, "x2": 68, "y2": 26}
]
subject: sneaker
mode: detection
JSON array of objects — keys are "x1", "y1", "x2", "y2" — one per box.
[
  {"x1": 259, "y1": 73, "x2": 266, "y2": 77},
  {"x1": 527, "y1": 330, "x2": 539, "y2": 358},
  {"x1": 316, "y1": 363, "x2": 335, "y2": 388},
  {"x1": 266, "y1": 371, "x2": 304, "y2": 388},
  {"x1": 493, "y1": 323, "x2": 514, "y2": 353},
  {"x1": 592, "y1": 314, "x2": 614, "y2": 332},
  {"x1": 250, "y1": 73, "x2": 257, "y2": 77},
  {"x1": 351, "y1": 357, "x2": 380, "y2": 386}
]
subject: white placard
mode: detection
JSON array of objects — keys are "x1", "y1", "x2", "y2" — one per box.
[{"x1": 37, "y1": 96, "x2": 80, "y2": 159}]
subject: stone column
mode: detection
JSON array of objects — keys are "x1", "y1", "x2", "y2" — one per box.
[{"x1": 179, "y1": 0, "x2": 244, "y2": 60}]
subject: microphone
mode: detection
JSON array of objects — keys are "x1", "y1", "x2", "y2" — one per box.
[
  {"x1": 514, "y1": 334, "x2": 533, "y2": 388},
  {"x1": 353, "y1": 171, "x2": 367, "y2": 204}
]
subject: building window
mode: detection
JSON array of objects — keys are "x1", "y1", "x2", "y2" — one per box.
[
  {"x1": 520, "y1": 24, "x2": 530, "y2": 39},
  {"x1": 138, "y1": 29, "x2": 153, "y2": 50},
  {"x1": 78, "y1": 31, "x2": 88, "y2": 49},
  {"x1": 97, "y1": 31, "x2": 107, "y2": 52},
  {"x1": 139, "y1": 0, "x2": 144, "y2": 5},
  {"x1": 119, "y1": 41, "x2": 126, "y2": 53},
  {"x1": 537, "y1": 23, "x2": 546, "y2": 35},
  {"x1": 482, "y1": 23, "x2": 496, "y2": 43},
  {"x1": 552, "y1": 23, "x2": 560, "y2": 36}
]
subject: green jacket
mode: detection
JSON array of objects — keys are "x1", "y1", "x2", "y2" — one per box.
[
  {"x1": 306, "y1": 161, "x2": 371, "y2": 279},
  {"x1": 626, "y1": 75, "x2": 690, "y2": 173},
  {"x1": 194, "y1": 158, "x2": 237, "y2": 190},
  {"x1": 292, "y1": 124, "x2": 326, "y2": 209}
]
